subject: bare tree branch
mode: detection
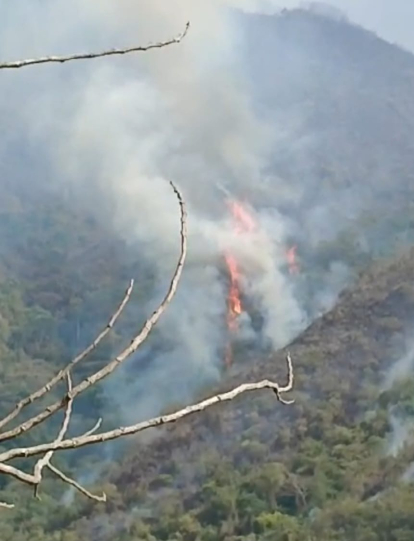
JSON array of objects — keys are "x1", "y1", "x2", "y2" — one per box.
[
  {"x1": 47, "y1": 463, "x2": 106, "y2": 502},
  {"x1": 49, "y1": 413, "x2": 107, "y2": 502},
  {"x1": 0, "y1": 181, "x2": 187, "y2": 444},
  {"x1": 0, "y1": 501, "x2": 14, "y2": 509},
  {"x1": 0, "y1": 281, "x2": 134, "y2": 432},
  {"x1": 273, "y1": 352, "x2": 294, "y2": 405},
  {"x1": 46, "y1": 413, "x2": 106, "y2": 501},
  {"x1": 0, "y1": 375, "x2": 74, "y2": 495},
  {"x1": 0, "y1": 462, "x2": 35, "y2": 485},
  {"x1": 0, "y1": 23, "x2": 190, "y2": 70},
  {"x1": 33, "y1": 374, "x2": 74, "y2": 499},
  {"x1": 0, "y1": 353, "x2": 293, "y2": 463}
]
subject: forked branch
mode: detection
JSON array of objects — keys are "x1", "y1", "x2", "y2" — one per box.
[
  {"x1": 33, "y1": 374, "x2": 74, "y2": 499},
  {"x1": 0, "y1": 23, "x2": 190, "y2": 70}
]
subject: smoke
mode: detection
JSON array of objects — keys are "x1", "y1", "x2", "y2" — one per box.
[
  {"x1": 2, "y1": 0, "x2": 409, "y2": 434},
  {"x1": 0, "y1": 1, "x2": 313, "y2": 426}
]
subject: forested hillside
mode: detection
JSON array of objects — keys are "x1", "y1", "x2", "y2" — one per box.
[
  {"x1": 56, "y1": 246, "x2": 414, "y2": 541},
  {"x1": 2, "y1": 6, "x2": 414, "y2": 541},
  {"x1": 3, "y1": 230, "x2": 414, "y2": 540}
]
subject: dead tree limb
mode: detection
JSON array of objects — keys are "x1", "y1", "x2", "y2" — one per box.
[
  {"x1": 0, "y1": 374, "x2": 74, "y2": 496},
  {"x1": 0, "y1": 501, "x2": 14, "y2": 509},
  {"x1": 0, "y1": 353, "x2": 294, "y2": 465},
  {"x1": 0, "y1": 22, "x2": 190, "y2": 70}
]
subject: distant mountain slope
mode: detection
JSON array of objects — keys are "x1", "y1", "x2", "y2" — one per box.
[
  {"x1": 36, "y1": 234, "x2": 414, "y2": 541},
  {"x1": 242, "y1": 9, "x2": 414, "y2": 248}
]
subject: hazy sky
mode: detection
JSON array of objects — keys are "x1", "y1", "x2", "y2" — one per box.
[{"x1": 271, "y1": 1, "x2": 414, "y2": 53}]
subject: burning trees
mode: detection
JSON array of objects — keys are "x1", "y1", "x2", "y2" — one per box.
[{"x1": 222, "y1": 197, "x2": 300, "y2": 368}]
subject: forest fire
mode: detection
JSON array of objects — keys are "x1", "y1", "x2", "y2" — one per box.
[{"x1": 222, "y1": 199, "x2": 300, "y2": 368}]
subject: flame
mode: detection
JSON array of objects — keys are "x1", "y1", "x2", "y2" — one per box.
[
  {"x1": 286, "y1": 245, "x2": 300, "y2": 275},
  {"x1": 226, "y1": 200, "x2": 256, "y2": 233},
  {"x1": 224, "y1": 253, "x2": 242, "y2": 328},
  {"x1": 223, "y1": 199, "x2": 256, "y2": 368}
]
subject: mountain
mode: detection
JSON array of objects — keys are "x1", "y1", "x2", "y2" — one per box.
[
  {"x1": 242, "y1": 8, "x2": 414, "y2": 256},
  {"x1": 14, "y1": 235, "x2": 414, "y2": 541},
  {"x1": 2, "y1": 7, "x2": 414, "y2": 541}
]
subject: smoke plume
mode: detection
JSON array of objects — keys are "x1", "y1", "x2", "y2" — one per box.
[{"x1": 0, "y1": 1, "x2": 311, "y2": 423}]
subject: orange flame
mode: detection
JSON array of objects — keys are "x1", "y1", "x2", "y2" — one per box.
[
  {"x1": 286, "y1": 245, "x2": 300, "y2": 275},
  {"x1": 224, "y1": 253, "x2": 242, "y2": 328},
  {"x1": 223, "y1": 199, "x2": 256, "y2": 368}
]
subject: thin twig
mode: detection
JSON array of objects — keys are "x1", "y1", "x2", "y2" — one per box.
[
  {"x1": 0, "y1": 181, "x2": 187, "y2": 443},
  {"x1": 0, "y1": 281, "x2": 134, "y2": 432},
  {"x1": 81, "y1": 418, "x2": 103, "y2": 438},
  {"x1": 0, "y1": 404, "x2": 103, "y2": 503},
  {"x1": 0, "y1": 353, "x2": 293, "y2": 462},
  {"x1": 47, "y1": 463, "x2": 106, "y2": 502},
  {"x1": 0, "y1": 23, "x2": 190, "y2": 70}
]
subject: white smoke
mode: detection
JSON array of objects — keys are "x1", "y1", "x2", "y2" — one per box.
[{"x1": 0, "y1": 1, "x2": 308, "y2": 421}]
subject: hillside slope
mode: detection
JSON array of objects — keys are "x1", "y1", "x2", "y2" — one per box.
[
  {"x1": 242, "y1": 9, "x2": 414, "y2": 257},
  {"x1": 5, "y1": 247, "x2": 413, "y2": 540},
  {"x1": 97, "y1": 247, "x2": 414, "y2": 541}
]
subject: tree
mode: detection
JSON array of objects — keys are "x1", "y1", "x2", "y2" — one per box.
[{"x1": 0, "y1": 23, "x2": 294, "y2": 509}]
